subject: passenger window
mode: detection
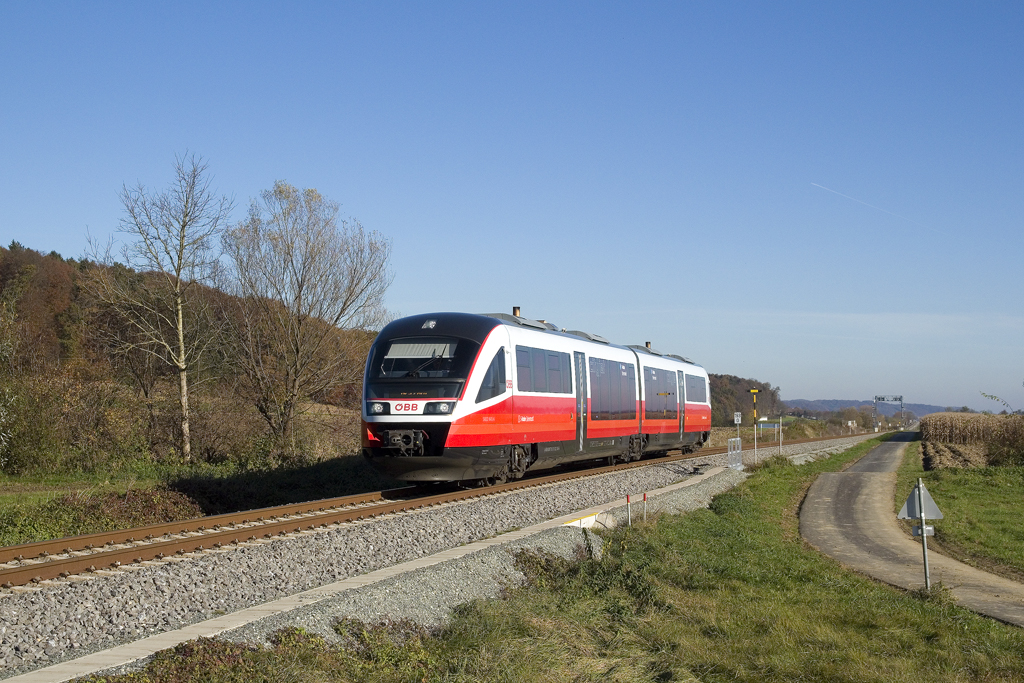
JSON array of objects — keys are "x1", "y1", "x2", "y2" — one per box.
[
  {"x1": 589, "y1": 357, "x2": 637, "y2": 420},
  {"x1": 546, "y1": 352, "x2": 562, "y2": 393},
  {"x1": 531, "y1": 348, "x2": 547, "y2": 392},
  {"x1": 515, "y1": 345, "x2": 571, "y2": 394},
  {"x1": 516, "y1": 347, "x2": 532, "y2": 392},
  {"x1": 684, "y1": 374, "x2": 708, "y2": 403},
  {"x1": 476, "y1": 348, "x2": 507, "y2": 403}
]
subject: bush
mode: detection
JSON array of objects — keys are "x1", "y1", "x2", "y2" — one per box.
[{"x1": 0, "y1": 372, "x2": 150, "y2": 475}]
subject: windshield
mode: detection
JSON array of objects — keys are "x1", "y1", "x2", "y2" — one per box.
[{"x1": 366, "y1": 336, "x2": 481, "y2": 399}]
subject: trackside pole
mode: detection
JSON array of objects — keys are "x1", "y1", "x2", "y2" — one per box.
[
  {"x1": 753, "y1": 422, "x2": 758, "y2": 464},
  {"x1": 918, "y1": 477, "x2": 931, "y2": 590},
  {"x1": 748, "y1": 389, "x2": 759, "y2": 464},
  {"x1": 643, "y1": 492, "x2": 647, "y2": 521},
  {"x1": 627, "y1": 494, "x2": 632, "y2": 527},
  {"x1": 898, "y1": 478, "x2": 942, "y2": 590}
]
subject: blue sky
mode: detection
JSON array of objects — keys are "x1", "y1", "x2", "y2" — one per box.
[{"x1": 2, "y1": 2, "x2": 1022, "y2": 410}]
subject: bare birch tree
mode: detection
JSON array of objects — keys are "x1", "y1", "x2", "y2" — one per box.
[
  {"x1": 222, "y1": 181, "x2": 392, "y2": 443},
  {"x1": 85, "y1": 155, "x2": 232, "y2": 461}
]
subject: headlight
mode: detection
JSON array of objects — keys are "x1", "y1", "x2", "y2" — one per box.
[
  {"x1": 367, "y1": 402, "x2": 389, "y2": 415},
  {"x1": 424, "y1": 401, "x2": 456, "y2": 415}
]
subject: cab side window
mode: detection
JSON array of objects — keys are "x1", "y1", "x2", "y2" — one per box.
[{"x1": 475, "y1": 348, "x2": 507, "y2": 403}]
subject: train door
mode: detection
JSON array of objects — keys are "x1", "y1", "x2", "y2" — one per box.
[
  {"x1": 574, "y1": 351, "x2": 587, "y2": 452},
  {"x1": 678, "y1": 371, "x2": 686, "y2": 439}
]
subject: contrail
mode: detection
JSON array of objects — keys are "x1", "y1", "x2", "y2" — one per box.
[{"x1": 811, "y1": 182, "x2": 924, "y2": 227}]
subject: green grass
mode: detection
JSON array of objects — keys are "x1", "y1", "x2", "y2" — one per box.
[
  {"x1": 84, "y1": 437, "x2": 1024, "y2": 683},
  {"x1": 0, "y1": 453, "x2": 402, "y2": 546},
  {"x1": 896, "y1": 439, "x2": 1024, "y2": 580}
]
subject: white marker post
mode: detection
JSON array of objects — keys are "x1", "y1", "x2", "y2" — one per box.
[
  {"x1": 749, "y1": 390, "x2": 759, "y2": 464},
  {"x1": 898, "y1": 478, "x2": 944, "y2": 590}
]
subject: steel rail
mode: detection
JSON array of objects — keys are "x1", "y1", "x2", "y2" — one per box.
[
  {"x1": 0, "y1": 487, "x2": 431, "y2": 566},
  {"x1": 0, "y1": 432, "x2": 875, "y2": 588}
]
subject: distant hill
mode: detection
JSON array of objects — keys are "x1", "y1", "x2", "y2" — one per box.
[
  {"x1": 785, "y1": 399, "x2": 947, "y2": 417},
  {"x1": 708, "y1": 374, "x2": 781, "y2": 427}
]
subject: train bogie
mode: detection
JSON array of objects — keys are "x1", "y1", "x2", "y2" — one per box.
[{"x1": 362, "y1": 311, "x2": 711, "y2": 484}]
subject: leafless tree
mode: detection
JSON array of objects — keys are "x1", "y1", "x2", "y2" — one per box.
[
  {"x1": 85, "y1": 154, "x2": 232, "y2": 462},
  {"x1": 222, "y1": 181, "x2": 392, "y2": 443}
]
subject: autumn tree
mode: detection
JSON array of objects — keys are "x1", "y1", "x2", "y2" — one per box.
[
  {"x1": 85, "y1": 155, "x2": 232, "y2": 461},
  {"x1": 222, "y1": 181, "x2": 391, "y2": 444}
]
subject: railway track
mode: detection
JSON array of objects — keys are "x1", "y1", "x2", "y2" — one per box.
[{"x1": 0, "y1": 433, "x2": 867, "y2": 589}]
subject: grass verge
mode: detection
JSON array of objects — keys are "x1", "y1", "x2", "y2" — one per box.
[
  {"x1": 896, "y1": 438, "x2": 1024, "y2": 581},
  {"x1": 0, "y1": 453, "x2": 401, "y2": 547},
  {"x1": 84, "y1": 438, "x2": 1024, "y2": 683}
]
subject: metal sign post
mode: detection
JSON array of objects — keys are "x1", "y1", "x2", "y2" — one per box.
[
  {"x1": 898, "y1": 478, "x2": 944, "y2": 590},
  {"x1": 734, "y1": 411, "x2": 742, "y2": 442}
]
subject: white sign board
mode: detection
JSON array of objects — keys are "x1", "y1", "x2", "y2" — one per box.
[{"x1": 734, "y1": 412, "x2": 742, "y2": 424}]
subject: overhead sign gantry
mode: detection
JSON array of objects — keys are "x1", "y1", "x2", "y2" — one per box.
[{"x1": 873, "y1": 395, "x2": 905, "y2": 428}]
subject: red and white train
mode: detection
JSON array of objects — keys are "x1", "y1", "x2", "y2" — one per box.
[{"x1": 361, "y1": 311, "x2": 711, "y2": 484}]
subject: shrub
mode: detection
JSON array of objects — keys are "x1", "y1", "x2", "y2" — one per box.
[{"x1": 0, "y1": 372, "x2": 151, "y2": 475}]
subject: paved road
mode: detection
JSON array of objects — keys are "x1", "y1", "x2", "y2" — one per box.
[{"x1": 800, "y1": 434, "x2": 1024, "y2": 626}]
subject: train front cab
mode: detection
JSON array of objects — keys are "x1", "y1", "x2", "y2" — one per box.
[{"x1": 362, "y1": 313, "x2": 516, "y2": 482}]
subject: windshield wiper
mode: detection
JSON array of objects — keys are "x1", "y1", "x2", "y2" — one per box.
[{"x1": 407, "y1": 353, "x2": 441, "y2": 378}]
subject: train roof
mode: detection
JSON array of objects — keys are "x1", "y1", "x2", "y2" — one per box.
[
  {"x1": 482, "y1": 313, "x2": 703, "y2": 369},
  {"x1": 375, "y1": 312, "x2": 703, "y2": 370}
]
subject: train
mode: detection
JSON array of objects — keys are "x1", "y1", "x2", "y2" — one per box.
[{"x1": 361, "y1": 310, "x2": 711, "y2": 485}]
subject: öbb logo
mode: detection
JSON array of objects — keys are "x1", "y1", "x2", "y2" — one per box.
[{"x1": 393, "y1": 403, "x2": 419, "y2": 412}]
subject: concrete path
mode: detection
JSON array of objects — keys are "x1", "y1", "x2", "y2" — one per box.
[{"x1": 801, "y1": 434, "x2": 1024, "y2": 626}]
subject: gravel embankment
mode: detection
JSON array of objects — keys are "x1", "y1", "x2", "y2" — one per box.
[{"x1": 0, "y1": 434, "x2": 877, "y2": 679}]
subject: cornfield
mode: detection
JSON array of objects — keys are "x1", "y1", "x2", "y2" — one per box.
[
  {"x1": 920, "y1": 412, "x2": 1002, "y2": 444},
  {"x1": 920, "y1": 412, "x2": 1024, "y2": 466}
]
